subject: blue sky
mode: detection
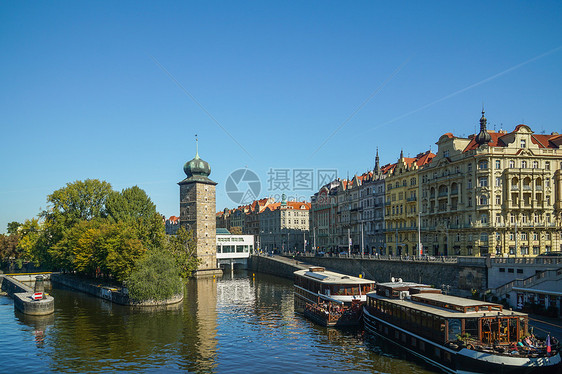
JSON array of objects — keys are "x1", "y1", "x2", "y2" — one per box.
[{"x1": 1, "y1": 1, "x2": 561, "y2": 233}]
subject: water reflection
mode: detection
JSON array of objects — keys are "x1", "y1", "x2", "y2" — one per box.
[
  {"x1": 14, "y1": 309, "x2": 55, "y2": 348},
  {"x1": 182, "y1": 276, "x2": 219, "y2": 373},
  {"x1": 1, "y1": 272, "x2": 438, "y2": 373}
]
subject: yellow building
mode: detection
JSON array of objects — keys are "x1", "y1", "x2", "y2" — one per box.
[{"x1": 385, "y1": 150, "x2": 435, "y2": 256}]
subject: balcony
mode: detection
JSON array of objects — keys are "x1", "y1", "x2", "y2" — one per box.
[{"x1": 407, "y1": 196, "x2": 417, "y2": 202}]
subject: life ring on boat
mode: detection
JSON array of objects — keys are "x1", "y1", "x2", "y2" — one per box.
[{"x1": 467, "y1": 344, "x2": 474, "y2": 350}]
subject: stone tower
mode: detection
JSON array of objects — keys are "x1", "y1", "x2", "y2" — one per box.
[{"x1": 179, "y1": 141, "x2": 222, "y2": 277}]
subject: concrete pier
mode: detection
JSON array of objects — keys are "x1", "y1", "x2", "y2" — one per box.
[{"x1": 0, "y1": 274, "x2": 54, "y2": 316}]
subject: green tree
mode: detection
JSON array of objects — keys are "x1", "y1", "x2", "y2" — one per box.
[
  {"x1": 50, "y1": 220, "x2": 146, "y2": 281},
  {"x1": 7, "y1": 221, "x2": 22, "y2": 235},
  {"x1": 125, "y1": 249, "x2": 182, "y2": 301},
  {"x1": 17, "y1": 218, "x2": 47, "y2": 266},
  {"x1": 43, "y1": 179, "x2": 113, "y2": 228},
  {"x1": 229, "y1": 226, "x2": 242, "y2": 235},
  {"x1": 106, "y1": 186, "x2": 165, "y2": 250},
  {"x1": 165, "y1": 226, "x2": 200, "y2": 279}
]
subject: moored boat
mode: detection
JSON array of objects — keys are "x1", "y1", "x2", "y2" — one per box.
[
  {"x1": 363, "y1": 279, "x2": 561, "y2": 373},
  {"x1": 294, "y1": 267, "x2": 376, "y2": 327}
]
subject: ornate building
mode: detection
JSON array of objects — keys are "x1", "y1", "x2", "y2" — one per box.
[
  {"x1": 179, "y1": 142, "x2": 222, "y2": 276},
  {"x1": 419, "y1": 111, "x2": 562, "y2": 257}
]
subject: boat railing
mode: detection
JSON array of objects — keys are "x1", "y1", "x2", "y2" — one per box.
[{"x1": 457, "y1": 336, "x2": 559, "y2": 358}]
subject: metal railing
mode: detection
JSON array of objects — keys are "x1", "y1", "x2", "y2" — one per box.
[{"x1": 495, "y1": 268, "x2": 562, "y2": 297}]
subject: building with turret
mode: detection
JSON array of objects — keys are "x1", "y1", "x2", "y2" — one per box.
[
  {"x1": 179, "y1": 141, "x2": 222, "y2": 277},
  {"x1": 419, "y1": 111, "x2": 562, "y2": 257}
]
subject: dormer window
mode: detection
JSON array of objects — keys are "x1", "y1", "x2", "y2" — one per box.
[
  {"x1": 521, "y1": 139, "x2": 526, "y2": 148},
  {"x1": 444, "y1": 150, "x2": 450, "y2": 158}
]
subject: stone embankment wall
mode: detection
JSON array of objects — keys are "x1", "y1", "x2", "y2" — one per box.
[
  {"x1": 51, "y1": 274, "x2": 183, "y2": 306},
  {"x1": 249, "y1": 255, "x2": 487, "y2": 294},
  {"x1": 0, "y1": 274, "x2": 33, "y2": 296},
  {"x1": 294, "y1": 256, "x2": 487, "y2": 294},
  {"x1": 248, "y1": 255, "x2": 308, "y2": 280}
]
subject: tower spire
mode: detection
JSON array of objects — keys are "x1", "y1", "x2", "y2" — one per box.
[
  {"x1": 374, "y1": 147, "x2": 380, "y2": 173},
  {"x1": 195, "y1": 134, "x2": 199, "y2": 159},
  {"x1": 475, "y1": 109, "x2": 492, "y2": 146}
]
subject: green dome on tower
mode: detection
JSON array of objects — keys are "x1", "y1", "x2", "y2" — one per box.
[
  {"x1": 183, "y1": 151, "x2": 211, "y2": 178},
  {"x1": 179, "y1": 137, "x2": 216, "y2": 186}
]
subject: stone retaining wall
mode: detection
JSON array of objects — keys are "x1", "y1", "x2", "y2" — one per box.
[
  {"x1": 0, "y1": 274, "x2": 33, "y2": 296},
  {"x1": 248, "y1": 255, "x2": 307, "y2": 280},
  {"x1": 248, "y1": 255, "x2": 487, "y2": 295},
  {"x1": 293, "y1": 256, "x2": 486, "y2": 295},
  {"x1": 51, "y1": 274, "x2": 183, "y2": 306}
]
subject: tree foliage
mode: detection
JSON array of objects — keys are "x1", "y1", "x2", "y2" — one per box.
[
  {"x1": 125, "y1": 249, "x2": 183, "y2": 301},
  {"x1": 106, "y1": 186, "x2": 165, "y2": 250},
  {"x1": 165, "y1": 226, "x2": 200, "y2": 279},
  {"x1": 17, "y1": 218, "x2": 47, "y2": 266},
  {"x1": 0, "y1": 233, "x2": 20, "y2": 264},
  {"x1": 49, "y1": 220, "x2": 145, "y2": 281},
  {"x1": 229, "y1": 226, "x2": 242, "y2": 235},
  {"x1": 44, "y1": 179, "x2": 113, "y2": 226},
  {"x1": 9, "y1": 179, "x2": 196, "y2": 288},
  {"x1": 7, "y1": 221, "x2": 22, "y2": 235}
]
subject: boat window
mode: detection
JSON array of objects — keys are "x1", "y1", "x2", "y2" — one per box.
[
  {"x1": 448, "y1": 319, "x2": 461, "y2": 341},
  {"x1": 464, "y1": 318, "x2": 478, "y2": 341}
]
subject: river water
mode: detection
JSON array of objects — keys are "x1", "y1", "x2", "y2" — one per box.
[{"x1": 1, "y1": 271, "x2": 437, "y2": 373}]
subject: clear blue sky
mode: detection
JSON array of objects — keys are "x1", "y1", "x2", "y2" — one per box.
[{"x1": 1, "y1": 1, "x2": 561, "y2": 233}]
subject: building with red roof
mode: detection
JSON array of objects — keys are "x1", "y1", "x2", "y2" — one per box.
[{"x1": 419, "y1": 111, "x2": 562, "y2": 258}]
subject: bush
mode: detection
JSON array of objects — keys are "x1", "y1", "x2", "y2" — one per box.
[{"x1": 125, "y1": 249, "x2": 182, "y2": 302}]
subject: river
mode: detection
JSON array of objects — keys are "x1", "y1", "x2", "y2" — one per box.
[{"x1": 1, "y1": 271, "x2": 437, "y2": 373}]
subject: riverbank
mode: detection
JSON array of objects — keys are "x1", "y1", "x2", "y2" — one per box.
[{"x1": 51, "y1": 274, "x2": 183, "y2": 307}]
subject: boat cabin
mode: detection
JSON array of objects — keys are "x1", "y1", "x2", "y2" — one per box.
[
  {"x1": 367, "y1": 282, "x2": 529, "y2": 346},
  {"x1": 294, "y1": 267, "x2": 375, "y2": 303}
]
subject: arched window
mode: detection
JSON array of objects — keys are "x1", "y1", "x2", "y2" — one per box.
[{"x1": 480, "y1": 195, "x2": 488, "y2": 205}]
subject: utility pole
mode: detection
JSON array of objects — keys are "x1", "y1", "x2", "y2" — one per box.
[
  {"x1": 348, "y1": 228, "x2": 351, "y2": 255},
  {"x1": 395, "y1": 228, "x2": 398, "y2": 257},
  {"x1": 361, "y1": 222, "x2": 364, "y2": 257},
  {"x1": 514, "y1": 221, "x2": 518, "y2": 256},
  {"x1": 418, "y1": 212, "x2": 422, "y2": 258},
  {"x1": 313, "y1": 227, "x2": 316, "y2": 253}
]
